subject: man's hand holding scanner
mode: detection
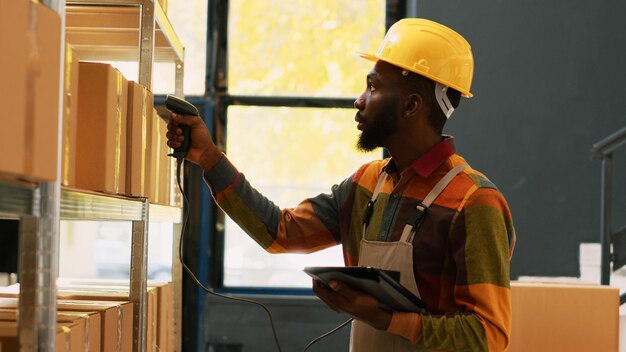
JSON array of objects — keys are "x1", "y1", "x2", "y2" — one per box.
[
  {"x1": 312, "y1": 278, "x2": 392, "y2": 331},
  {"x1": 166, "y1": 113, "x2": 221, "y2": 172}
]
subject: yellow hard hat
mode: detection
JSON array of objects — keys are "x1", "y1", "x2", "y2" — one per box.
[{"x1": 358, "y1": 18, "x2": 474, "y2": 97}]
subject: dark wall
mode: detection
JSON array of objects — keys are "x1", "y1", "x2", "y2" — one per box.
[
  {"x1": 419, "y1": 1, "x2": 626, "y2": 277},
  {"x1": 202, "y1": 296, "x2": 350, "y2": 352}
]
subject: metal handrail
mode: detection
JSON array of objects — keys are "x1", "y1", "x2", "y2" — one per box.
[
  {"x1": 591, "y1": 125, "x2": 626, "y2": 304},
  {"x1": 591, "y1": 125, "x2": 626, "y2": 160}
]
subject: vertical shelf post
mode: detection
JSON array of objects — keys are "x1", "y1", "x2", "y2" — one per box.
[
  {"x1": 37, "y1": 181, "x2": 61, "y2": 352},
  {"x1": 171, "y1": 222, "x2": 183, "y2": 351},
  {"x1": 130, "y1": 198, "x2": 149, "y2": 351},
  {"x1": 139, "y1": 0, "x2": 156, "y2": 90},
  {"x1": 18, "y1": 216, "x2": 38, "y2": 352},
  {"x1": 16, "y1": 184, "x2": 60, "y2": 352}
]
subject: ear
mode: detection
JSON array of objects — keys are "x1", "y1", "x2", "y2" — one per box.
[{"x1": 403, "y1": 93, "x2": 424, "y2": 118}]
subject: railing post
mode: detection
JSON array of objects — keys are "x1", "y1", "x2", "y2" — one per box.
[{"x1": 600, "y1": 155, "x2": 613, "y2": 285}]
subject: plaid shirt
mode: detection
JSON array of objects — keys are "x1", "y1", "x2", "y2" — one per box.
[{"x1": 205, "y1": 136, "x2": 516, "y2": 351}]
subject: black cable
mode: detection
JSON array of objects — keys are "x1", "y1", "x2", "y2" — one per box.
[
  {"x1": 303, "y1": 318, "x2": 353, "y2": 352},
  {"x1": 175, "y1": 158, "x2": 283, "y2": 352}
]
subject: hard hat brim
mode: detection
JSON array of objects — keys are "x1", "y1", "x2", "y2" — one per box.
[{"x1": 356, "y1": 51, "x2": 378, "y2": 63}]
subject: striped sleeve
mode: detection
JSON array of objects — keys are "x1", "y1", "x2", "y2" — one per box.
[
  {"x1": 388, "y1": 186, "x2": 515, "y2": 351},
  {"x1": 203, "y1": 155, "x2": 354, "y2": 254}
]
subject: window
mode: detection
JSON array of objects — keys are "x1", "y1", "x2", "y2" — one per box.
[
  {"x1": 221, "y1": 0, "x2": 386, "y2": 288},
  {"x1": 228, "y1": 0, "x2": 384, "y2": 97},
  {"x1": 59, "y1": 221, "x2": 174, "y2": 281}
]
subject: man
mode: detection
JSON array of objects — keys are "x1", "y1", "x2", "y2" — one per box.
[{"x1": 167, "y1": 18, "x2": 515, "y2": 352}]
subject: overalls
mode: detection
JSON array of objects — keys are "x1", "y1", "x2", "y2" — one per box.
[{"x1": 349, "y1": 163, "x2": 469, "y2": 352}]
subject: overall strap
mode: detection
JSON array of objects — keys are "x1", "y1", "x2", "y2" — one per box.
[
  {"x1": 399, "y1": 163, "x2": 469, "y2": 243},
  {"x1": 362, "y1": 171, "x2": 388, "y2": 238}
]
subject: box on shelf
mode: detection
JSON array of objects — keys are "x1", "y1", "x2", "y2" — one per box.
[
  {"x1": 0, "y1": 320, "x2": 82, "y2": 352},
  {"x1": 56, "y1": 286, "x2": 160, "y2": 351},
  {"x1": 149, "y1": 109, "x2": 171, "y2": 205},
  {"x1": 509, "y1": 282, "x2": 619, "y2": 352},
  {"x1": 126, "y1": 81, "x2": 154, "y2": 197},
  {"x1": 0, "y1": 302, "x2": 101, "y2": 352},
  {"x1": 57, "y1": 311, "x2": 101, "y2": 352},
  {"x1": 75, "y1": 62, "x2": 128, "y2": 195},
  {"x1": 146, "y1": 108, "x2": 157, "y2": 202},
  {"x1": 0, "y1": 0, "x2": 61, "y2": 181},
  {"x1": 58, "y1": 300, "x2": 132, "y2": 352},
  {"x1": 155, "y1": 280, "x2": 174, "y2": 351},
  {"x1": 57, "y1": 278, "x2": 175, "y2": 351},
  {"x1": 0, "y1": 296, "x2": 131, "y2": 352},
  {"x1": 61, "y1": 43, "x2": 80, "y2": 187}
]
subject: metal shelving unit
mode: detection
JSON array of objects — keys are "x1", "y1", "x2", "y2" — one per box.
[
  {"x1": 0, "y1": 0, "x2": 185, "y2": 350},
  {"x1": 65, "y1": 0, "x2": 185, "y2": 96},
  {"x1": 59, "y1": 189, "x2": 183, "y2": 351}
]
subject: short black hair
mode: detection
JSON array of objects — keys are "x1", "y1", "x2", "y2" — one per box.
[{"x1": 402, "y1": 71, "x2": 461, "y2": 134}]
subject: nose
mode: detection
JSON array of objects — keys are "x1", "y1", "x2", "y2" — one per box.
[{"x1": 354, "y1": 92, "x2": 365, "y2": 110}]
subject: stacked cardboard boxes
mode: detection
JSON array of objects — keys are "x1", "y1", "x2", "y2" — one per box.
[
  {"x1": 0, "y1": 297, "x2": 132, "y2": 352},
  {"x1": 0, "y1": 321, "x2": 83, "y2": 352},
  {"x1": 0, "y1": 280, "x2": 174, "y2": 352},
  {"x1": 67, "y1": 60, "x2": 178, "y2": 205},
  {"x1": 0, "y1": 308, "x2": 101, "y2": 352},
  {"x1": 0, "y1": 7, "x2": 183, "y2": 203},
  {"x1": 57, "y1": 278, "x2": 175, "y2": 351}
]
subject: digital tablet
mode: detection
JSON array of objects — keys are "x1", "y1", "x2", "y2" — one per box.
[{"x1": 304, "y1": 266, "x2": 426, "y2": 313}]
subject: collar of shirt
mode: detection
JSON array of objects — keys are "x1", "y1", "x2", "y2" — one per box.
[{"x1": 384, "y1": 136, "x2": 456, "y2": 179}]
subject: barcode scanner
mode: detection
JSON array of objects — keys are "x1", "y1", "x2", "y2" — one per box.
[{"x1": 165, "y1": 94, "x2": 199, "y2": 159}]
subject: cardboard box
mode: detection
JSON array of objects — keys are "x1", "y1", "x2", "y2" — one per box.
[
  {"x1": 58, "y1": 311, "x2": 101, "y2": 352},
  {"x1": 0, "y1": 320, "x2": 81, "y2": 352},
  {"x1": 75, "y1": 62, "x2": 128, "y2": 194},
  {"x1": 156, "y1": 281, "x2": 174, "y2": 351},
  {"x1": 0, "y1": 304, "x2": 100, "y2": 352},
  {"x1": 57, "y1": 278, "x2": 174, "y2": 352},
  {"x1": 0, "y1": 0, "x2": 61, "y2": 181},
  {"x1": 146, "y1": 108, "x2": 157, "y2": 202},
  {"x1": 32, "y1": 2, "x2": 62, "y2": 182},
  {"x1": 509, "y1": 282, "x2": 619, "y2": 352},
  {"x1": 148, "y1": 110, "x2": 171, "y2": 205},
  {"x1": 0, "y1": 0, "x2": 28, "y2": 177},
  {"x1": 0, "y1": 297, "x2": 130, "y2": 352},
  {"x1": 0, "y1": 280, "x2": 171, "y2": 351},
  {"x1": 56, "y1": 286, "x2": 159, "y2": 352},
  {"x1": 126, "y1": 81, "x2": 154, "y2": 197},
  {"x1": 61, "y1": 43, "x2": 80, "y2": 187},
  {"x1": 58, "y1": 300, "x2": 132, "y2": 352}
]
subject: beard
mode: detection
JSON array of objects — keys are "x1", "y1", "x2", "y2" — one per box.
[{"x1": 357, "y1": 112, "x2": 396, "y2": 152}]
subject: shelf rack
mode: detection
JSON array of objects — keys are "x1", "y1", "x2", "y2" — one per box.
[
  {"x1": 0, "y1": 0, "x2": 186, "y2": 351},
  {"x1": 65, "y1": 0, "x2": 185, "y2": 96}
]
